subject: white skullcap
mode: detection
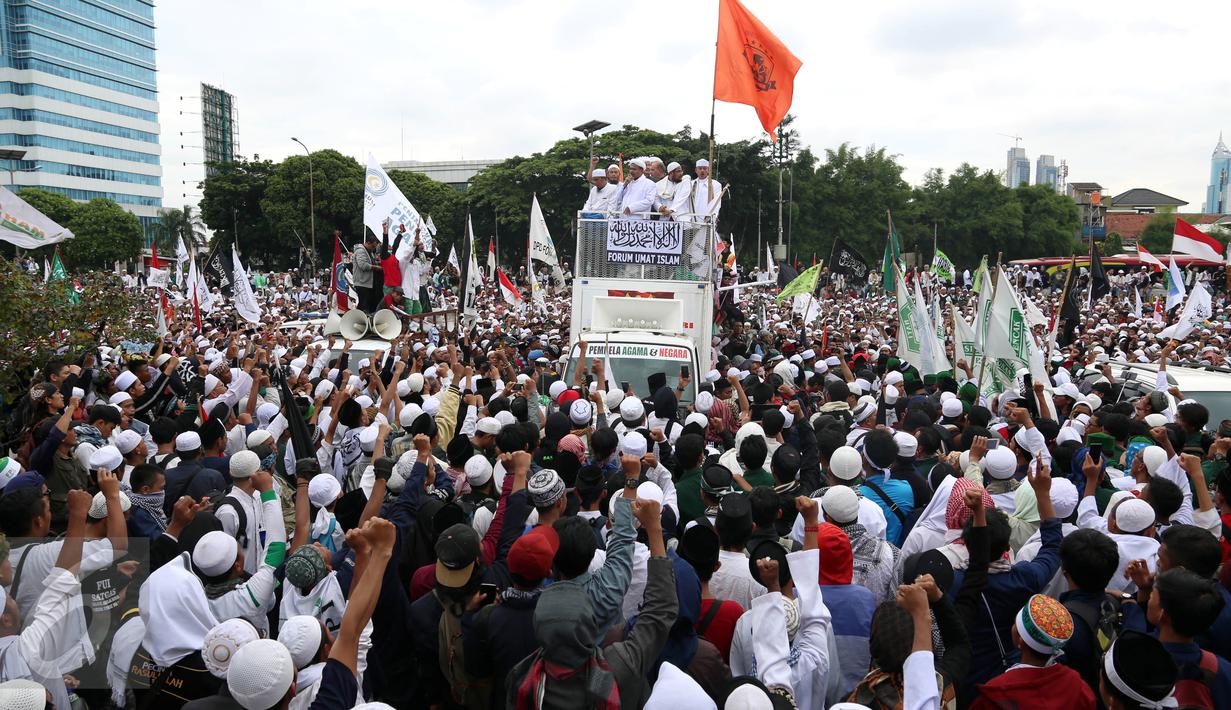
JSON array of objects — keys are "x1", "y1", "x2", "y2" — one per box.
[
  {"x1": 346, "y1": 376, "x2": 362, "y2": 391},
  {"x1": 885, "y1": 371, "x2": 904, "y2": 386},
  {"x1": 620, "y1": 432, "x2": 649, "y2": 459},
  {"x1": 591, "y1": 168, "x2": 606, "y2": 178},
  {"x1": 724, "y1": 683, "x2": 774, "y2": 710},
  {"x1": 204, "y1": 374, "x2": 222, "y2": 394},
  {"x1": 308, "y1": 473, "x2": 342, "y2": 508},
  {"x1": 695, "y1": 158, "x2": 710, "y2": 167},
  {"x1": 88, "y1": 445, "x2": 123, "y2": 472},
  {"x1": 893, "y1": 431, "x2": 918, "y2": 458},
  {"x1": 396, "y1": 379, "x2": 412, "y2": 398},
  {"x1": 108, "y1": 391, "x2": 133, "y2": 406},
  {"x1": 1141, "y1": 446, "x2": 1168, "y2": 475},
  {"x1": 568, "y1": 399, "x2": 593, "y2": 426},
  {"x1": 0, "y1": 679, "x2": 48, "y2": 710},
  {"x1": 422, "y1": 397, "x2": 441, "y2": 417},
  {"x1": 256, "y1": 403, "x2": 279, "y2": 427},
  {"x1": 494, "y1": 409, "x2": 516, "y2": 428},
  {"x1": 175, "y1": 431, "x2": 201, "y2": 452},
  {"x1": 277, "y1": 615, "x2": 323, "y2": 670},
  {"x1": 476, "y1": 417, "x2": 502, "y2": 435},
  {"x1": 629, "y1": 157, "x2": 647, "y2": 169},
  {"x1": 830, "y1": 446, "x2": 864, "y2": 480},
  {"x1": 227, "y1": 639, "x2": 295, "y2": 710},
  {"x1": 203, "y1": 618, "x2": 259, "y2": 678},
  {"x1": 727, "y1": 366, "x2": 742, "y2": 378},
  {"x1": 358, "y1": 423, "x2": 380, "y2": 453},
  {"x1": 115, "y1": 429, "x2": 142, "y2": 455},
  {"x1": 1143, "y1": 413, "x2": 1168, "y2": 428},
  {"x1": 685, "y1": 412, "x2": 709, "y2": 429},
  {"x1": 941, "y1": 398, "x2": 964, "y2": 418},
  {"x1": 114, "y1": 370, "x2": 138, "y2": 391},
  {"x1": 1114, "y1": 497, "x2": 1155, "y2": 534},
  {"x1": 230, "y1": 450, "x2": 260, "y2": 479},
  {"x1": 0, "y1": 457, "x2": 21, "y2": 488},
  {"x1": 399, "y1": 403, "x2": 423, "y2": 429},
  {"x1": 1049, "y1": 477, "x2": 1080, "y2": 520},
  {"x1": 193, "y1": 530, "x2": 239, "y2": 577},
  {"x1": 778, "y1": 405, "x2": 795, "y2": 429},
  {"x1": 71, "y1": 386, "x2": 84, "y2": 400},
  {"x1": 246, "y1": 429, "x2": 273, "y2": 449},
  {"x1": 465, "y1": 455, "x2": 494, "y2": 486},
  {"x1": 636, "y1": 480, "x2": 664, "y2": 505},
  {"x1": 883, "y1": 386, "x2": 899, "y2": 406},
  {"x1": 851, "y1": 396, "x2": 877, "y2": 424},
  {"x1": 407, "y1": 373, "x2": 425, "y2": 393},
  {"x1": 984, "y1": 447, "x2": 1017, "y2": 479},
  {"x1": 548, "y1": 380, "x2": 568, "y2": 401},
  {"x1": 705, "y1": 369, "x2": 721, "y2": 383},
  {"x1": 619, "y1": 396, "x2": 645, "y2": 422},
  {"x1": 734, "y1": 421, "x2": 765, "y2": 450},
  {"x1": 604, "y1": 389, "x2": 625, "y2": 412},
  {"x1": 825, "y1": 356, "x2": 842, "y2": 367},
  {"x1": 666, "y1": 161, "x2": 681, "y2": 173},
  {"x1": 355, "y1": 395, "x2": 374, "y2": 410},
  {"x1": 314, "y1": 380, "x2": 335, "y2": 400},
  {"x1": 694, "y1": 390, "x2": 714, "y2": 414},
  {"x1": 89, "y1": 490, "x2": 131, "y2": 519},
  {"x1": 357, "y1": 358, "x2": 371, "y2": 370},
  {"x1": 1056, "y1": 427, "x2": 1081, "y2": 445}
]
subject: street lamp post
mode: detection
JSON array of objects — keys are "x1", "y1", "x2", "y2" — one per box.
[
  {"x1": 572, "y1": 120, "x2": 610, "y2": 174},
  {"x1": 291, "y1": 137, "x2": 317, "y2": 284},
  {"x1": 0, "y1": 148, "x2": 27, "y2": 186}
]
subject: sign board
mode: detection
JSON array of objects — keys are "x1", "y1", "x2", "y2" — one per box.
[
  {"x1": 575, "y1": 342, "x2": 692, "y2": 361},
  {"x1": 606, "y1": 219, "x2": 683, "y2": 266}
]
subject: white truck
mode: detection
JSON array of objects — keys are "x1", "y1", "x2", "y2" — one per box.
[{"x1": 565, "y1": 212, "x2": 715, "y2": 405}]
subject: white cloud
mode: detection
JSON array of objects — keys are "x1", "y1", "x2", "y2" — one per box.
[{"x1": 157, "y1": 0, "x2": 1231, "y2": 214}]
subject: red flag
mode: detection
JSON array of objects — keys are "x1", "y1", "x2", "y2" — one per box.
[
  {"x1": 1136, "y1": 244, "x2": 1164, "y2": 272},
  {"x1": 1172, "y1": 217, "x2": 1225, "y2": 263},
  {"x1": 151, "y1": 242, "x2": 161, "y2": 269},
  {"x1": 330, "y1": 234, "x2": 349, "y2": 311},
  {"x1": 497, "y1": 268, "x2": 521, "y2": 305},
  {"x1": 811, "y1": 254, "x2": 816, "y2": 267},
  {"x1": 713, "y1": 0, "x2": 802, "y2": 139}
]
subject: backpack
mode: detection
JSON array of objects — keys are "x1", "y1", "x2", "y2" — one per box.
[
  {"x1": 1063, "y1": 593, "x2": 1124, "y2": 656},
  {"x1": 436, "y1": 590, "x2": 491, "y2": 709},
  {"x1": 1173, "y1": 650, "x2": 1219, "y2": 710},
  {"x1": 214, "y1": 494, "x2": 249, "y2": 550}
]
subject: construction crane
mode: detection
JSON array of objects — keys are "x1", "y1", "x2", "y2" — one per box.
[{"x1": 998, "y1": 133, "x2": 1023, "y2": 147}]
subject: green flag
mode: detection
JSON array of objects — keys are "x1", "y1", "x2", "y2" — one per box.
[
  {"x1": 972, "y1": 255, "x2": 988, "y2": 293},
  {"x1": 932, "y1": 249, "x2": 955, "y2": 283},
  {"x1": 881, "y1": 213, "x2": 902, "y2": 291},
  {"x1": 775, "y1": 264, "x2": 822, "y2": 303},
  {"x1": 49, "y1": 250, "x2": 78, "y2": 304}
]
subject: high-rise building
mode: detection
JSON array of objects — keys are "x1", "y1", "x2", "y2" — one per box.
[
  {"x1": 200, "y1": 84, "x2": 237, "y2": 176},
  {"x1": 1035, "y1": 154, "x2": 1058, "y2": 191},
  {"x1": 1204, "y1": 133, "x2": 1231, "y2": 214},
  {"x1": 1005, "y1": 146, "x2": 1030, "y2": 188},
  {"x1": 0, "y1": 1, "x2": 161, "y2": 237}
]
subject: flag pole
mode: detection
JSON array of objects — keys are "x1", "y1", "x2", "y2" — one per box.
[
  {"x1": 1046, "y1": 253, "x2": 1077, "y2": 364},
  {"x1": 974, "y1": 251, "x2": 1003, "y2": 398}
]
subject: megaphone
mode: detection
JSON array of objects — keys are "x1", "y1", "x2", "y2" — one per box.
[
  {"x1": 372, "y1": 309, "x2": 403, "y2": 340},
  {"x1": 323, "y1": 310, "x2": 343, "y2": 335},
  {"x1": 339, "y1": 309, "x2": 369, "y2": 340}
]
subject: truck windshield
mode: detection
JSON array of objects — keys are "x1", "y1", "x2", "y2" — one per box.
[{"x1": 564, "y1": 352, "x2": 694, "y2": 404}]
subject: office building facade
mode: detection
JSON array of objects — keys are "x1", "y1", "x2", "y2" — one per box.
[
  {"x1": 1035, "y1": 154, "x2": 1058, "y2": 191},
  {"x1": 0, "y1": 0, "x2": 162, "y2": 236},
  {"x1": 1205, "y1": 134, "x2": 1231, "y2": 214},
  {"x1": 1005, "y1": 146, "x2": 1029, "y2": 188}
]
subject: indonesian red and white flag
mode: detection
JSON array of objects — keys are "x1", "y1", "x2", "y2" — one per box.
[
  {"x1": 1172, "y1": 218, "x2": 1224, "y2": 263},
  {"x1": 1136, "y1": 244, "x2": 1164, "y2": 272},
  {"x1": 487, "y1": 239, "x2": 497, "y2": 279},
  {"x1": 1153, "y1": 297, "x2": 1164, "y2": 326},
  {"x1": 497, "y1": 268, "x2": 521, "y2": 305}
]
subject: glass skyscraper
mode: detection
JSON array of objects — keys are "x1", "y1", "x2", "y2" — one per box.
[
  {"x1": 0, "y1": 0, "x2": 161, "y2": 236},
  {"x1": 1205, "y1": 134, "x2": 1231, "y2": 214},
  {"x1": 1005, "y1": 146, "x2": 1030, "y2": 188},
  {"x1": 1035, "y1": 154, "x2": 1058, "y2": 191}
]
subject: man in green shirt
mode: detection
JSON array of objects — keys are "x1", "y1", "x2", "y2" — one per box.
[
  {"x1": 673, "y1": 433, "x2": 708, "y2": 528},
  {"x1": 732, "y1": 435, "x2": 774, "y2": 491}
]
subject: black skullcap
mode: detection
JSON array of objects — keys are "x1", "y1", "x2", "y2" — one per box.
[
  {"x1": 678, "y1": 522, "x2": 720, "y2": 574},
  {"x1": 901, "y1": 549, "x2": 954, "y2": 592},
  {"x1": 446, "y1": 435, "x2": 474, "y2": 468},
  {"x1": 337, "y1": 398, "x2": 362, "y2": 429},
  {"x1": 746, "y1": 538, "x2": 790, "y2": 588}
]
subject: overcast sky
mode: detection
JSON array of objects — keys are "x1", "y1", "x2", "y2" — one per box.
[{"x1": 157, "y1": 0, "x2": 1231, "y2": 215}]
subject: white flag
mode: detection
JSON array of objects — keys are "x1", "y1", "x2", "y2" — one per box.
[
  {"x1": 148, "y1": 267, "x2": 169, "y2": 289},
  {"x1": 973, "y1": 260, "x2": 994, "y2": 350},
  {"x1": 424, "y1": 214, "x2": 437, "y2": 239},
  {"x1": 447, "y1": 245, "x2": 460, "y2": 273},
  {"x1": 1159, "y1": 281, "x2": 1212, "y2": 340},
  {"x1": 912, "y1": 273, "x2": 951, "y2": 375},
  {"x1": 952, "y1": 303, "x2": 981, "y2": 374},
  {"x1": 528, "y1": 195, "x2": 566, "y2": 287},
  {"x1": 1133, "y1": 287, "x2": 1143, "y2": 319},
  {"x1": 792, "y1": 293, "x2": 820, "y2": 323},
  {"x1": 230, "y1": 250, "x2": 262, "y2": 324},
  {"x1": 1166, "y1": 255, "x2": 1187, "y2": 311},
  {"x1": 1021, "y1": 293, "x2": 1049, "y2": 330},
  {"x1": 0, "y1": 185, "x2": 74, "y2": 249},
  {"x1": 528, "y1": 262, "x2": 546, "y2": 314},
  {"x1": 982, "y1": 268, "x2": 1050, "y2": 394},
  {"x1": 462, "y1": 217, "x2": 482, "y2": 318},
  {"x1": 363, "y1": 154, "x2": 424, "y2": 258},
  {"x1": 155, "y1": 302, "x2": 168, "y2": 337},
  {"x1": 43, "y1": 257, "x2": 49, "y2": 282},
  {"x1": 765, "y1": 244, "x2": 778, "y2": 282},
  {"x1": 176, "y1": 236, "x2": 189, "y2": 286}
]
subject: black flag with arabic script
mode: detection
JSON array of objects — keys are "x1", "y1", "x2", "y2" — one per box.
[
  {"x1": 831, "y1": 239, "x2": 871, "y2": 281},
  {"x1": 205, "y1": 249, "x2": 235, "y2": 296}
]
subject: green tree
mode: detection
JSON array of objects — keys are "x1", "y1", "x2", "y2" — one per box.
[
  {"x1": 152, "y1": 205, "x2": 206, "y2": 254},
  {"x1": 200, "y1": 158, "x2": 276, "y2": 261},
  {"x1": 1016, "y1": 184, "x2": 1080, "y2": 259},
  {"x1": 63, "y1": 198, "x2": 143, "y2": 268},
  {"x1": 1138, "y1": 214, "x2": 1177, "y2": 254},
  {"x1": 261, "y1": 149, "x2": 364, "y2": 266},
  {"x1": 0, "y1": 256, "x2": 155, "y2": 402},
  {"x1": 15, "y1": 187, "x2": 79, "y2": 227},
  {"x1": 1100, "y1": 233, "x2": 1124, "y2": 255}
]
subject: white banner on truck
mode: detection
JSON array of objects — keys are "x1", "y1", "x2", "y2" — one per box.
[{"x1": 605, "y1": 218, "x2": 683, "y2": 265}]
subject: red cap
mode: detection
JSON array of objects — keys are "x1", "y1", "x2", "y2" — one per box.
[
  {"x1": 816, "y1": 522, "x2": 853, "y2": 586},
  {"x1": 556, "y1": 389, "x2": 581, "y2": 406},
  {"x1": 509, "y1": 526, "x2": 560, "y2": 582}
]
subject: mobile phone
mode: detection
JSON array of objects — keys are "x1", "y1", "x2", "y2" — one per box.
[
  {"x1": 681, "y1": 365, "x2": 690, "y2": 379},
  {"x1": 985, "y1": 438, "x2": 999, "y2": 450},
  {"x1": 585, "y1": 373, "x2": 594, "y2": 387},
  {"x1": 620, "y1": 381, "x2": 630, "y2": 393},
  {"x1": 478, "y1": 583, "x2": 498, "y2": 605},
  {"x1": 1088, "y1": 443, "x2": 1102, "y2": 460}
]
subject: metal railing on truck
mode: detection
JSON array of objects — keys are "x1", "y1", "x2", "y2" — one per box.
[{"x1": 575, "y1": 211, "x2": 715, "y2": 282}]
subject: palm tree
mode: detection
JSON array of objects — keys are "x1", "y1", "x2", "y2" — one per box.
[{"x1": 153, "y1": 205, "x2": 206, "y2": 255}]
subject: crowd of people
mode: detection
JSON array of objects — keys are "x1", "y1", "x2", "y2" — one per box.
[{"x1": 3, "y1": 223, "x2": 1231, "y2": 710}]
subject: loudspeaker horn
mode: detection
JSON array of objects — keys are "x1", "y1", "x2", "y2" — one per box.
[
  {"x1": 323, "y1": 310, "x2": 342, "y2": 335},
  {"x1": 372, "y1": 309, "x2": 403, "y2": 340},
  {"x1": 339, "y1": 309, "x2": 369, "y2": 340}
]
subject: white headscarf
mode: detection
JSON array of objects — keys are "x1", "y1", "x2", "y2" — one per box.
[{"x1": 138, "y1": 552, "x2": 219, "y2": 666}]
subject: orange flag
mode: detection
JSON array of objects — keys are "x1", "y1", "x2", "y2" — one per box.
[{"x1": 713, "y1": 0, "x2": 801, "y2": 140}]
